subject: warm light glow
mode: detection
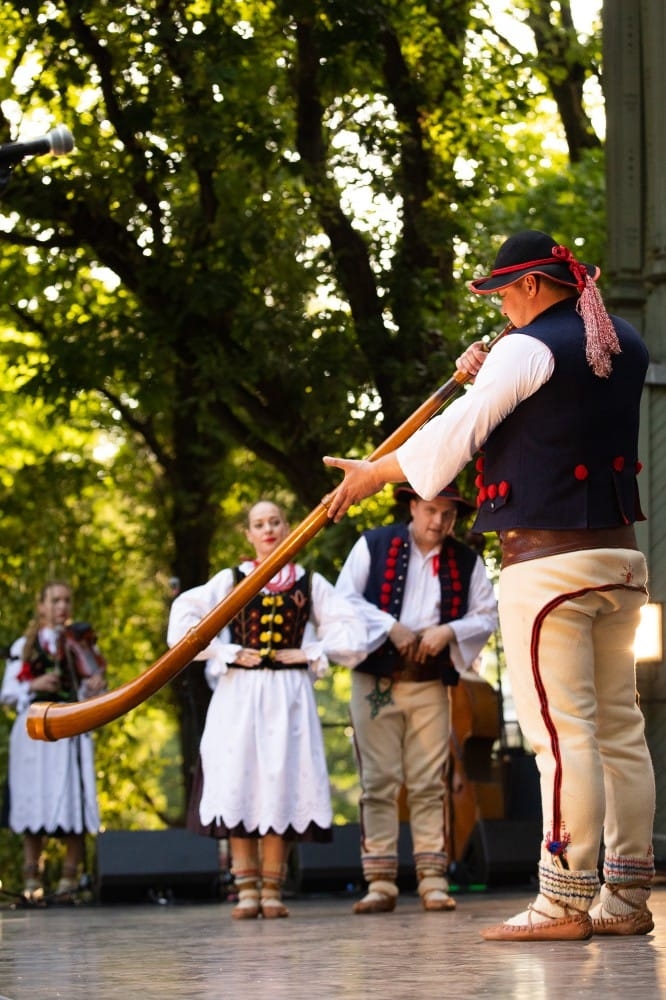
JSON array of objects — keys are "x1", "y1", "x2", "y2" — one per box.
[{"x1": 635, "y1": 603, "x2": 663, "y2": 663}]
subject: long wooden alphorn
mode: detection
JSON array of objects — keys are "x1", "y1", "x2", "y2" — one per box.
[{"x1": 27, "y1": 323, "x2": 512, "y2": 742}]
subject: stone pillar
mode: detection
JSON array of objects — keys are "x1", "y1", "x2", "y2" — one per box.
[
  {"x1": 603, "y1": 0, "x2": 644, "y2": 327},
  {"x1": 604, "y1": 0, "x2": 666, "y2": 844}
]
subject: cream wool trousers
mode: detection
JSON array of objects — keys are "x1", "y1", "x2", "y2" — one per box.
[
  {"x1": 351, "y1": 673, "x2": 450, "y2": 876},
  {"x1": 499, "y1": 546, "x2": 655, "y2": 886}
]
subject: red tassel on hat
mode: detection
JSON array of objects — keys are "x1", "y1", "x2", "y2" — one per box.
[
  {"x1": 577, "y1": 275, "x2": 622, "y2": 378},
  {"x1": 552, "y1": 245, "x2": 621, "y2": 378}
]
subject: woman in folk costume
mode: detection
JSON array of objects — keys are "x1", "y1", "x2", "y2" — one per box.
[
  {"x1": 1, "y1": 580, "x2": 107, "y2": 900},
  {"x1": 167, "y1": 500, "x2": 366, "y2": 920}
]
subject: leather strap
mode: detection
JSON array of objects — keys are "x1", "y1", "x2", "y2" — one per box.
[
  {"x1": 391, "y1": 657, "x2": 441, "y2": 683},
  {"x1": 499, "y1": 525, "x2": 638, "y2": 568}
]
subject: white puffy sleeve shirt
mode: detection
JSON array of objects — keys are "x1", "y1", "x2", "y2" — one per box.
[
  {"x1": 335, "y1": 531, "x2": 498, "y2": 673},
  {"x1": 1, "y1": 636, "x2": 33, "y2": 714},
  {"x1": 396, "y1": 333, "x2": 554, "y2": 500}
]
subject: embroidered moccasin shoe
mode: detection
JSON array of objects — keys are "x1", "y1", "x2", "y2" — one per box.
[
  {"x1": 481, "y1": 900, "x2": 593, "y2": 942},
  {"x1": 231, "y1": 902, "x2": 260, "y2": 919},
  {"x1": 422, "y1": 888, "x2": 456, "y2": 912},
  {"x1": 592, "y1": 905, "x2": 653, "y2": 936},
  {"x1": 352, "y1": 890, "x2": 397, "y2": 914},
  {"x1": 231, "y1": 887, "x2": 260, "y2": 920},
  {"x1": 590, "y1": 882, "x2": 654, "y2": 936},
  {"x1": 260, "y1": 898, "x2": 290, "y2": 919}
]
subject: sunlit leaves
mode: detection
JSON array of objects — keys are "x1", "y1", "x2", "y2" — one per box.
[{"x1": 0, "y1": 0, "x2": 604, "y2": 857}]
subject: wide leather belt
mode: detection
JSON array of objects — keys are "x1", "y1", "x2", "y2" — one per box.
[
  {"x1": 391, "y1": 658, "x2": 441, "y2": 683},
  {"x1": 499, "y1": 525, "x2": 638, "y2": 568}
]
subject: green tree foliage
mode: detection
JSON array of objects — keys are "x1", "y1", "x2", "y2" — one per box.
[
  {"x1": 0, "y1": 0, "x2": 604, "y2": 857},
  {"x1": 499, "y1": 0, "x2": 602, "y2": 161}
]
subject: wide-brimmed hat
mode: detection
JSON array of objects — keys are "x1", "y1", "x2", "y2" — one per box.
[
  {"x1": 394, "y1": 480, "x2": 474, "y2": 514},
  {"x1": 469, "y1": 230, "x2": 600, "y2": 294},
  {"x1": 469, "y1": 229, "x2": 620, "y2": 379}
]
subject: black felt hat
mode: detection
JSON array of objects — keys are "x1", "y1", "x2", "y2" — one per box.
[
  {"x1": 469, "y1": 230, "x2": 600, "y2": 294},
  {"x1": 394, "y1": 480, "x2": 475, "y2": 514}
]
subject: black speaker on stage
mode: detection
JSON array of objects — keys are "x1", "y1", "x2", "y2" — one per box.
[
  {"x1": 458, "y1": 818, "x2": 541, "y2": 886},
  {"x1": 292, "y1": 822, "x2": 415, "y2": 893},
  {"x1": 502, "y1": 748, "x2": 542, "y2": 822},
  {"x1": 95, "y1": 829, "x2": 221, "y2": 902}
]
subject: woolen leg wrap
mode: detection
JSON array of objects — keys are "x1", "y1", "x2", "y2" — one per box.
[{"x1": 538, "y1": 861, "x2": 599, "y2": 910}]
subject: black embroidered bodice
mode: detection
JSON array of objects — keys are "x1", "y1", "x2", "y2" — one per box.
[{"x1": 229, "y1": 568, "x2": 312, "y2": 668}]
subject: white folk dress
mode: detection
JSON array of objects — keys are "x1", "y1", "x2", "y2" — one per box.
[
  {"x1": 167, "y1": 562, "x2": 366, "y2": 838},
  {"x1": 1, "y1": 628, "x2": 100, "y2": 835}
]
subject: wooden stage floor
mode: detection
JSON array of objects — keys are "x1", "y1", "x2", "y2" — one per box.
[{"x1": 0, "y1": 883, "x2": 664, "y2": 999}]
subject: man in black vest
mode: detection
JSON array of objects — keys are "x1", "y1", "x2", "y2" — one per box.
[
  {"x1": 323, "y1": 230, "x2": 656, "y2": 941},
  {"x1": 335, "y1": 482, "x2": 497, "y2": 914}
]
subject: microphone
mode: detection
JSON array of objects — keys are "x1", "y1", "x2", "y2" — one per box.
[{"x1": 0, "y1": 125, "x2": 74, "y2": 167}]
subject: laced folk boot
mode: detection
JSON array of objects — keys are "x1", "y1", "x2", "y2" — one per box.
[
  {"x1": 590, "y1": 882, "x2": 654, "y2": 936},
  {"x1": 231, "y1": 871, "x2": 261, "y2": 920},
  {"x1": 260, "y1": 867, "x2": 289, "y2": 919}
]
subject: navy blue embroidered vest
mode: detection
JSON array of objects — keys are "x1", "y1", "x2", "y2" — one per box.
[
  {"x1": 357, "y1": 523, "x2": 476, "y2": 686},
  {"x1": 230, "y1": 568, "x2": 311, "y2": 668},
  {"x1": 473, "y1": 298, "x2": 648, "y2": 533}
]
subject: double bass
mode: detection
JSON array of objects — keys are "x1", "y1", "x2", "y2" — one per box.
[
  {"x1": 27, "y1": 323, "x2": 513, "y2": 744},
  {"x1": 447, "y1": 672, "x2": 504, "y2": 865}
]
